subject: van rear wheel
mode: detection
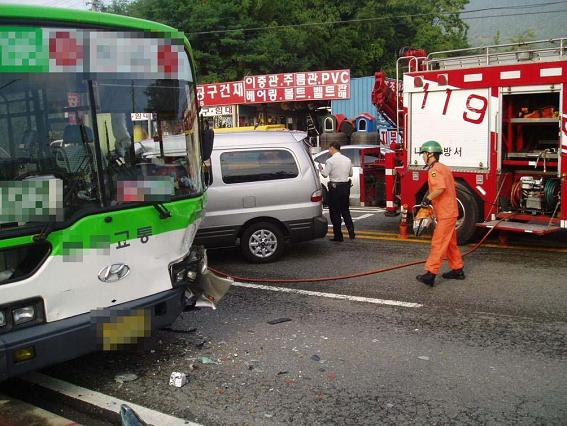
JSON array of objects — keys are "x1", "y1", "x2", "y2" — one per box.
[{"x1": 240, "y1": 222, "x2": 285, "y2": 263}]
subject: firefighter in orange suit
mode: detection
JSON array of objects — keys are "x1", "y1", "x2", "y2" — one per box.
[{"x1": 416, "y1": 140, "x2": 465, "y2": 287}]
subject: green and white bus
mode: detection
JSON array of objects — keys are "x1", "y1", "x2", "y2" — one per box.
[{"x1": 0, "y1": 5, "x2": 231, "y2": 381}]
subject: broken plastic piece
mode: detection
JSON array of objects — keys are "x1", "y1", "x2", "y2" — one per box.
[
  {"x1": 169, "y1": 372, "x2": 188, "y2": 387},
  {"x1": 198, "y1": 356, "x2": 218, "y2": 365}
]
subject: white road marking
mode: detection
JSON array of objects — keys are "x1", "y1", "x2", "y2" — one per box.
[
  {"x1": 327, "y1": 213, "x2": 375, "y2": 227},
  {"x1": 232, "y1": 282, "x2": 423, "y2": 308},
  {"x1": 327, "y1": 213, "x2": 374, "y2": 228},
  {"x1": 324, "y1": 207, "x2": 385, "y2": 213},
  {"x1": 352, "y1": 213, "x2": 373, "y2": 221},
  {"x1": 22, "y1": 372, "x2": 200, "y2": 426}
]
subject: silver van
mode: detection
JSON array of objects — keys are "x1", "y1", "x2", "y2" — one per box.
[{"x1": 195, "y1": 130, "x2": 328, "y2": 262}]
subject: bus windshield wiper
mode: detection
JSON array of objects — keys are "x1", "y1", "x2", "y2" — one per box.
[
  {"x1": 153, "y1": 203, "x2": 171, "y2": 219},
  {"x1": 33, "y1": 220, "x2": 56, "y2": 242}
]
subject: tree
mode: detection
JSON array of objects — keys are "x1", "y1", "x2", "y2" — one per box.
[
  {"x1": 117, "y1": 0, "x2": 470, "y2": 82},
  {"x1": 508, "y1": 30, "x2": 537, "y2": 45},
  {"x1": 100, "y1": 0, "x2": 130, "y2": 14}
]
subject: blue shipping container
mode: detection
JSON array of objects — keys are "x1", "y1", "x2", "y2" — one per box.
[{"x1": 331, "y1": 76, "x2": 392, "y2": 129}]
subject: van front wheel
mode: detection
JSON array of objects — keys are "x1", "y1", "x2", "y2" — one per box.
[{"x1": 240, "y1": 222, "x2": 285, "y2": 263}]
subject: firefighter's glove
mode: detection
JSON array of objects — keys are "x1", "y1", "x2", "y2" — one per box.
[{"x1": 420, "y1": 197, "x2": 431, "y2": 208}]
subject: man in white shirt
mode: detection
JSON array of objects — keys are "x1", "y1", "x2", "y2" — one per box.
[{"x1": 319, "y1": 142, "x2": 355, "y2": 241}]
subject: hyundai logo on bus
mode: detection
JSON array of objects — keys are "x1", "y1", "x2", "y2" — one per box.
[{"x1": 98, "y1": 264, "x2": 131, "y2": 283}]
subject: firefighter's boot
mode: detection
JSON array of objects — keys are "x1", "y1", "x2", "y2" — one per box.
[
  {"x1": 416, "y1": 271, "x2": 436, "y2": 287},
  {"x1": 442, "y1": 268, "x2": 465, "y2": 280}
]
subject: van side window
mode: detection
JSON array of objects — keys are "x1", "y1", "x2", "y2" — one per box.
[{"x1": 220, "y1": 150, "x2": 299, "y2": 184}]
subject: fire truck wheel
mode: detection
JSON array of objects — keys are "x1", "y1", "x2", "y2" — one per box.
[
  {"x1": 455, "y1": 183, "x2": 480, "y2": 245},
  {"x1": 351, "y1": 131, "x2": 379, "y2": 145}
]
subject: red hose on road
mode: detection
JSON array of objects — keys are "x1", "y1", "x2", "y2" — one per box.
[{"x1": 208, "y1": 220, "x2": 503, "y2": 284}]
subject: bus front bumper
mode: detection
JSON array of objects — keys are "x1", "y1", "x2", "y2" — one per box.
[
  {"x1": 0, "y1": 248, "x2": 233, "y2": 381},
  {"x1": 0, "y1": 267, "x2": 232, "y2": 382},
  {"x1": 0, "y1": 288, "x2": 184, "y2": 381}
]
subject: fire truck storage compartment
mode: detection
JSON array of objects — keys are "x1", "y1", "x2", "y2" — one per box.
[{"x1": 500, "y1": 90, "x2": 561, "y2": 215}]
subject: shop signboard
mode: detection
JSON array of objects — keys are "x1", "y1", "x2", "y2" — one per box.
[
  {"x1": 200, "y1": 106, "x2": 234, "y2": 117},
  {"x1": 197, "y1": 81, "x2": 245, "y2": 107},
  {"x1": 198, "y1": 69, "x2": 350, "y2": 107}
]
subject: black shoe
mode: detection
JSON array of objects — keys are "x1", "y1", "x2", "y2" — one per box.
[
  {"x1": 416, "y1": 271, "x2": 436, "y2": 287},
  {"x1": 329, "y1": 237, "x2": 343, "y2": 242},
  {"x1": 348, "y1": 232, "x2": 355, "y2": 239},
  {"x1": 442, "y1": 269, "x2": 465, "y2": 280}
]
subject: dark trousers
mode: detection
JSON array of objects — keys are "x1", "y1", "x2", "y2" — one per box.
[{"x1": 328, "y1": 182, "x2": 354, "y2": 240}]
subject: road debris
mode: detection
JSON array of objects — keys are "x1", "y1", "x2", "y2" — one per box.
[
  {"x1": 246, "y1": 360, "x2": 260, "y2": 370},
  {"x1": 198, "y1": 356, "x2": 219, "y2": 365},
  {"x1": 114, "y1": 373, "x2": 138, "y2": 384},
  {"x1": 192, "y1": 338, "x2": 207, "y2": 348},
  {"x1": 169, "y1": 372, "x2": 188, "y2": 388},
  {"x1": 267, "y1": 317, "x2": 292, "y2": 325},
  {"x1": 163, "y1": 327, "x2": 197, "y2": 334},
  {"x1": 310, "y1": 354, "x2": 321, "y2": 362},
  {"x1": 417, "y1": 356, "x2": 430, "y2": 361}
]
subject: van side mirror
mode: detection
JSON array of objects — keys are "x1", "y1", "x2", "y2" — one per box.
[{"x1": 201, "y1": 122, "x2": 214, "y2": 162}]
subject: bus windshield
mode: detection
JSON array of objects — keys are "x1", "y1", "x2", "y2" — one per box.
[{"x1": 0, "y1": 27, "x2": 202, "y2": 235}]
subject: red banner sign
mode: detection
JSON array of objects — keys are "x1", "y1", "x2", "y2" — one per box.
[
  {"x1": 197, "y1": 69, "x2": 350, "y2": 107},
  {"x1": 197, "y1": 81, "x2": 244, "y2": 107}
]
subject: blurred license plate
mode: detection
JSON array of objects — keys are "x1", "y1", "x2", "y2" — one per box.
[{"x1": 97, "y1": 309, "x2": 151, "y2": 351}]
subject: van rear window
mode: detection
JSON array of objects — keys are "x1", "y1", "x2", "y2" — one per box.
[{"x1": 220, "y1": 150, "x2": 299, "y2": 184}]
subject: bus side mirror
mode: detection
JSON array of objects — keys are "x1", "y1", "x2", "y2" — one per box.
[{"x1": 201, "y1": 122, "x2": 214, "y2": 162}]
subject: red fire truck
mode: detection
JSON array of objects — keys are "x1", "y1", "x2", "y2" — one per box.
[{"x1": 372, "y1": 40, "x2": 567, "y2": 243}]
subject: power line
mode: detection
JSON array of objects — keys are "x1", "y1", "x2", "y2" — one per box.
[
  {"x1": 461, "y1": 8, "x2": 567, "y2": 21},
  {"x1": 187, "y1": 1, "x2": 567, "y2": 36}
]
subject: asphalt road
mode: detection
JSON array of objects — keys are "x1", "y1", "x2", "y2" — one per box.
[{"x1": 26, "y1": 211, "x2": 567, "y2": 425}]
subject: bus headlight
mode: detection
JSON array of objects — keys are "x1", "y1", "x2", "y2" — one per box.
[
  {"x1": 13, "y1": 306, "x2": 35, "y2": 325},
  {"x1": 169, "y1": 246, "x2": 206, "y2": 287},
  {"x1": 0, "y1": 298, "x2": 44, "y2": 334}
]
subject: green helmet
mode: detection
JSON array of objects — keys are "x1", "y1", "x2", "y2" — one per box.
[{"x1": 418, "y1": 140, "x2": 443, "y2": 153}]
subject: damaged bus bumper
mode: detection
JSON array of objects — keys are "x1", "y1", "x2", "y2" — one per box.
[
  {"x1": 0, "y1": 247, "x2": 231, "y2": 381},
  {"x1": 170, "y1": 245, "x2": 233, "y2": 310}
]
